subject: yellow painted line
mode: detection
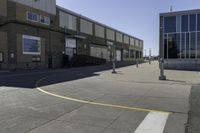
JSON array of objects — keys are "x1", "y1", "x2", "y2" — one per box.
[{"x1": 36, "y1": 86, "x2": 172, "y2": 115}]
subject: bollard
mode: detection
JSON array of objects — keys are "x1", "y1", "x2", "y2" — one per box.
[
  {"x1": 159, "y1": 58, "x2": 166, "y2": 80},
  {"x1": 112, "y1": 59, "x2": 117, "y2": 74},
  {"x1": 149, "y1": 58, "x2": 151, "y2": 64},
  {"x1": 136, "y1": 59, "x2": 139, "y2": 68}
]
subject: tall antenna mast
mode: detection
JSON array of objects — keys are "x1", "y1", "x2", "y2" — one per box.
[{"x1": 170, "y1": 5, "x2": 173, "y2": 12}]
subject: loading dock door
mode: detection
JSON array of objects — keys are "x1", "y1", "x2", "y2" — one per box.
[{"x1": 116, "y1": 50, "x2": 121, "y2": 61}]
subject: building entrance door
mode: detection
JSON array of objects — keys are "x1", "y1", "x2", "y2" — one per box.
[{"x1": 65, "y1": 38, "x2": 77, "y2": 60}]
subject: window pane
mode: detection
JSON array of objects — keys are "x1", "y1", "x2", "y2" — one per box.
[
  {"x1": 186, "y1": 33, "x2": 190, "y2": 58},
  {"x1": 123, "y1": 50, "x2": 129, "y2": 58},
  {"x1": 0, "y1": 52, "x2": 3, "y2": 62},
  {"x1": 164, "y1": 16, "x2": 176, "y2": 33},
  {"x1": 197, "y1": 32, "x2": 200, "y2": 58},
  {"x1": 23, "y1": 35, "x2": 41, "y2": 55},
  {"x1": 182, "y1": 15, "x2": 188, "y2": 32},
  {"x1": 168, "y1": 34, "x2": 180, "y2": 59},
  {"x1": 190, "y1": 14, "x2": 196, "y2": 31},
  {"x1": 176, "y1": 16, "x2": 181, "y2": 32},
  {"x1": 181, "y1": 33, "x2": 186, "y2": 58},
  {"x1": 130, "y1": 50, "x2": 135, "y2": 58},
  {"x1": 164, "y1": 34, "x2": 168, "y2": 59},
  {"x1": 198, "y1": 14, "x2": 200, "y2": 31},
  {"x1": 190, "y1": 32, "x2": 196, "y2": 58}
]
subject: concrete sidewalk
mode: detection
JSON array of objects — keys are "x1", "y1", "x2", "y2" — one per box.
[
  {"x1": 35, "y1": 61, "x2": 193, "y2": 133},
  {"x1": 0, "y1": 61, "x2": 197, "y2": 133}
]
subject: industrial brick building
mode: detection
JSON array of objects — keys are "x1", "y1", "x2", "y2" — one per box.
[
  {"x1": 160, "y1": 9, "x2": 200, "y2": 70},
  {"x1": 0, "y1": 0, "x2": 143, "y2": 70}
]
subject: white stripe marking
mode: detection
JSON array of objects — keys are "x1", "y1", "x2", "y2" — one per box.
[{"x1": 134, "y1": 112, "x2": 169, "y2": 133}]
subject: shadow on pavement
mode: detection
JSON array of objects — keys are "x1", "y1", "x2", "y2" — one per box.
[{"x1": 0, "y1": 61, "x2": 141, "y2": 89}]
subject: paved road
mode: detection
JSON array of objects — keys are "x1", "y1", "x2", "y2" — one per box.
[{"x1": 0, "y1": 62, "x2": 197, "y2": 133}]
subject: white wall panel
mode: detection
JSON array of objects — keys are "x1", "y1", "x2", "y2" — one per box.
[
  {"x1": 80, "y1": 19, "x2": 93, "y2": 35},
  {"x1": 59, "y1": 11, "x2": 77, "y2": 31},
  {"x1": 95, "y1": 24, "x2": 105, "y2": 38},
  {"x1": 10, "y1": 0, "x2": 56, "y2": 14},
  {"x1": 116, "y1": 32, "x2": 123, "y2": 43},
  {"x1": 106, "y1": 29, "x2": 115, "y2": 41}
]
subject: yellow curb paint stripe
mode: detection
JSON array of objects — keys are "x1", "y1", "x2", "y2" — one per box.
[{"x1": 36, "y1": 87, "x2": 172, "y2": 115}]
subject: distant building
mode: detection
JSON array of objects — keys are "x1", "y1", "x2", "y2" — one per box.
[
  {"x1": 0, "y1": 0, "x2": 143, "y2": 70},
  {"x1": 160, "y1": 9, "x2": 200, "y2": 70}
]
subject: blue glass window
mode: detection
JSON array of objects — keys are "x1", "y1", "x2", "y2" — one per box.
[
  {"x1": 197, "y1": 32, "x2": 200, "y2": 58},
  {"x1": 181, "y1": 33, "x2": 186, "y2": 58},
  {"x1": 164, "y1": 16, "x2": 176, "y2": 33},
  {"x1": 40, "y1": 16, "x2": 50, "y2": 25},
  {"x1": 198, "y1": 14, "x2": 200, "y2": 31},
  {"x1": 27, "y1": 12, "x2": 39, "y2": 22},
  {"x1": 190, "y1": 32, "x2": 196, "y2": 58},
  {"x1": 190, "y1": 14, "x2": 196, "y2": 31},
  {"x1": 181, "y1": 15, "x2": 188, "y2": 32},
  {"x1": 168, "y1": 34, "x2": 180, "y2": 59},
  {"x1": 186, "y1": 33, "x2": 190, "y2": 58},
  {"x1": 23, "y1": 35, "x2": 41, "y2": 55}
]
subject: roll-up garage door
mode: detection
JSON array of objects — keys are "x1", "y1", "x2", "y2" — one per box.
[{"x1": 90, "y1": 45, "x2": 108, "y2": 60}]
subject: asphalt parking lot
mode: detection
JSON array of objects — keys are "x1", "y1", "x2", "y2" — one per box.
[{"x1": 0, "y1": 61, "x2": 199, "y2": 133}]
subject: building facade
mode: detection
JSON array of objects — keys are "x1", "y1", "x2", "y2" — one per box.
[
  {"x1": 160, "y1": 9, "x2": 200, "y2": 70},
  {"x1": 0, "y1": 0, "x2": 143, "y2": 70}
]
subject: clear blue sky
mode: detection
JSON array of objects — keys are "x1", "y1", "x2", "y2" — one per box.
[{"x1": 56, "y1": 0, "x2": 200, "y2": 56}]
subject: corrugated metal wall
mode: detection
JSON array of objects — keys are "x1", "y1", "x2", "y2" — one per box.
[
  {"x1": 80, "y1": 19, "x2": 93, "y2": 35},
  {"x1": 11, "y1": 0, "x2": 56, "y2": 15},
  {"x1": 95, "y1": 24, "x2": 105, "y2": 38},
  {"x1": 59, "y1": 11, "x2": 77, "y2": 31}
]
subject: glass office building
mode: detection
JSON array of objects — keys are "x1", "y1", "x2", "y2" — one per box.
[{"x1": 160, "y1": 9, "x2": 200, "y2": 70}]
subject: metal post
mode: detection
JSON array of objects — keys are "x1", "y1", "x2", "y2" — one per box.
[
  {"x1": 149, "y1": 48, "x2": 151, "y2": 64},
  {"x1": 112, "y1": 46, "x2": 117, "y2": 74},
  {"x1": 136, "y1": 59, "x2": 139, "y2": 68},
  {"x1": 159, "y1": 58, "x2": 166, "y2": 80},
  {"x1": 112, "y1": 59, "x2": 116, "y2": 73}
]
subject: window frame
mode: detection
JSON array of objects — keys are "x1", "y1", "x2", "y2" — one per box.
[
  {"x1": 22, "y1": 35, "x2": 41, "y2": 55},
  {"x1": 40, "y1": 15, "x2": 50, "y2": 25},
  {"x1": 26, "y1": 11, "x2": 39, "y2": 22}
]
